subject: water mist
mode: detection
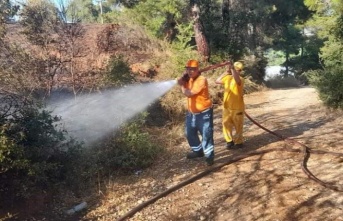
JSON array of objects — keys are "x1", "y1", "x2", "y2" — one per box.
[{"x1": 47, "y1": 80, "x2": 177, "y2": 146}]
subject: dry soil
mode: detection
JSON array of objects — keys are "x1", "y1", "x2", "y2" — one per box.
[{"x1": 82, "y1": 86, "x2": 343, "y2": 221}]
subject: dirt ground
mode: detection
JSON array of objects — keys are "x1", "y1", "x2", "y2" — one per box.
[{"x1": 79, "y1": 86, "x2": 343, "y2": 221}]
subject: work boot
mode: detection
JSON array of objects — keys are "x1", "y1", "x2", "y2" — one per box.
[
  {"x1": 186, "y1": 151, "x2": 204, "y2": 159},
  {"x1": 226, "y1": 141, "x2": 235, "y2": 149},
  {"x1": 205, "y1": 157, "x2": 214, "y2": 166}
]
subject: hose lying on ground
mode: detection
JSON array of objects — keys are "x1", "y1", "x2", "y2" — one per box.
[
  {"x1": 112, "y1": 111, "x2": 343, "y2": 221},
  {"x1": 244, "y1": 111, "x2": 343, "y2": 192}
]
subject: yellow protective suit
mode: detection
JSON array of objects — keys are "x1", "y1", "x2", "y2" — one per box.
[{"x1": 220, "y1": 74, "x2": 245, "y2": 144}]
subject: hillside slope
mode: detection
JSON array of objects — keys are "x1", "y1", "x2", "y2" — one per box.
[{"x1": 5, "y1": 23, "x2": 159, "y2": 91}]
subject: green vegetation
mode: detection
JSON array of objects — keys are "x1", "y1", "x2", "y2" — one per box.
[
  {"x1": 303, "y1": 0, "x2": 343, "y2": 108},
  {"x1": 91, "y1": 113, "x2": 163, "y2": 173},
  {"x1": 103, "y1": 55, "x2": 135, "y2": 87},
  {"x1": 307, "y1": 68, "x2": 343, "y2": 108},
  {"x1": 265, "y1": 50, "x2": 286, "y2": 66},
  {"x1": 0, "y1": 102, "x2": 83, "y2": 199},
  {"x1": 1, "y1": 0, "x2": 343, "y2": 217}
]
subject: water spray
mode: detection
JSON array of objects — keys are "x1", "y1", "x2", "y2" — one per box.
[
  {"x1": 47, "y1": 80, "x2": 176, "y2": 146},
  {"x1": 47, "y1": 61, "x2": 228, "y2": 146}
]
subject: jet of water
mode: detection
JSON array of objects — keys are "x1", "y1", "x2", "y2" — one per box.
[{"x1": 47, "y1": 80, "x2": 177, "y2": 146}]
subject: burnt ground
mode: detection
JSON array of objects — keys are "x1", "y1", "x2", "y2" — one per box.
[{"x1": 80, "y1": 86, "x2": 343, "y2": 221}]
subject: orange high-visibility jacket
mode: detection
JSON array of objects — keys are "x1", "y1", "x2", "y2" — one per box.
[{"x1": 184, "y1": 76, "x2": 212, "y2": 113}]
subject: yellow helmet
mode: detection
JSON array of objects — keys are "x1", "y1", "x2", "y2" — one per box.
[
  {"x1": 185, "y1": 59, "x2": 199, "y2": 68},
  {"x1": 234, "y1": 62, "x2": 243, "y2": 71}
]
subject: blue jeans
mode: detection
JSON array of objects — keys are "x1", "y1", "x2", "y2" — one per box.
[{"x1": 185, "y1": 108, "x2": 214, "y2": 158}]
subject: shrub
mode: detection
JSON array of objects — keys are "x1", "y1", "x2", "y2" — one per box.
[
  {"x1": 0, "y1": 103, "x2": 82, "y2": 200},
  {"x1": 103, "y1": 55, "x2": 135, "y2": 87},
  {"x1": 89, "y1": 113, "x2": 163, "y2": 174},
  {"x1": 307, "y1": 68, "x2": 343, "y2": 109}
]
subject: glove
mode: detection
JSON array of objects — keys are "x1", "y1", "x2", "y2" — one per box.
[
  {"x1": 181, "y1": 73, "x2": 190, "y2": 82},
  {"x1": 177, "y1": 73, "x2": 190, "y2": 86}
]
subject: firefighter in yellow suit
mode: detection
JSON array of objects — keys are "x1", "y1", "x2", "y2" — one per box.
[{"x1": 215, "y1": 61, "x2": 245, "y2": 149}]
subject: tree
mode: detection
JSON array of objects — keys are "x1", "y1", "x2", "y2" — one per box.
[
  {"x1": 0, "y1": 0, "x2": 19, "y2": 21},
  {"x1": 106, "y1": 0, "x2": 140, "y2": 8},
  {"x1": 273, "y1": 24, "x2": 303, "y2": 77},
  {"x1": 0, "y1": 0, "x2": 19, "y2": 39},
  {"x1": 56, "y1": 0, "x2": 68, "y2": 22},
  {"x1": 58, "y1": 23, "x2": 87, "y2": 96},
  {"x1": 304, "y1": 0, "x2": 343, "y2": 67},
  {"x1": 20, "y1": 0, "x2": 62, "y2": 45},
  {"x1": 191, "y1": 3, "x2": 210, "y2": 61},
  {"x1": 127, "y1": 0, "x2": 186, "y2": 40},
  {"x1": 20, "y1": 0, "x2": 94, "y2": 96},
  {"x1": 305, "y1": 0, "x2": 343, "y2": 108},
  {"x1": 67, "y1": 0, "x2": 100, "y2": 23},
  {"x1": 0, "y1": 2, "x2": 8, "y2": 40},
  {"x1": 20, "y1": 0, "x2": 64, "y2": 95},
  {"x1": 268, "y1": 0, "x2": 313, "y2": 77}
]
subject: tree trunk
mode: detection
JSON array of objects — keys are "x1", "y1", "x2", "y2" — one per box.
[
  {"x1": 191, "y1": 4, "x2": 210, "y2": 61},
  {"x1": 284, "y1": 52, "x2": 289, "y2": 77},
  {"x1": 222, "y1": 0, "x2": 230, "y2": 33}
]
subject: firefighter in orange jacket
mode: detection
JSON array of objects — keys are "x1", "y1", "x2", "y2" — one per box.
[
  {"x1": 177, "y1": 59, "x2": 214, "y2": 166},
  {"x1": 215, "y1": 61, "x2": 245, "y2": 149}
]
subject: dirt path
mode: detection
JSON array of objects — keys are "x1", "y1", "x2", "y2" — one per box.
[{"x1": 84, "y1": 87, "x2": 343, "y2": 221}]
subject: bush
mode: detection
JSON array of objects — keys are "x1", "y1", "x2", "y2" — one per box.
[
  {"x1": 307, "y1": 68, "x2": 343, "y2": 109},
  {"x1": 0, "y1": 103, "x2": 82, "y2": 200},
  {"x1": 103, "y1": 55, "x2": 135, "y2": 87},
  {"x1": 89, "y1": 113, "x2": 163, "y2": 174}
]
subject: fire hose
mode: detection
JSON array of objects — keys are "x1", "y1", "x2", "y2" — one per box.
[
  {"x1": 245, "y1": 112, "x2": 343, "y2": 192},
  {"x1": 199, "y1": 61, "x2": 230, "y2": 73},
  {"x1": 93, "y1": 61, "x2": 343, "y2": 221},
  {"x1": 114, "y1": 111, "x2": 343, "y2": 221}
]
